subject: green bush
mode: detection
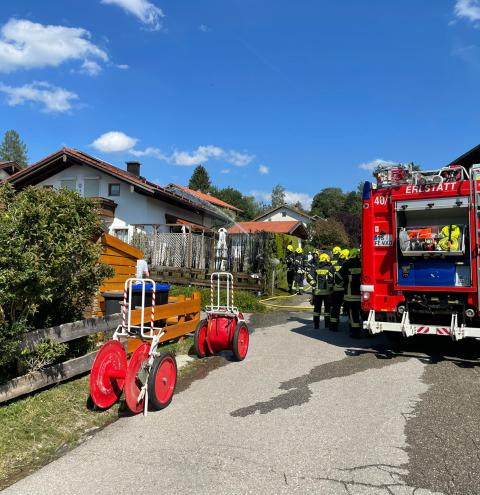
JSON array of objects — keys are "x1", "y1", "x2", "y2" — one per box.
[
  {"x1": 0, "y1": 184, "x2": 114, "y2": 375},
  {"x1": 19, "y1": 338, "x2": 68, "y2": 374}
]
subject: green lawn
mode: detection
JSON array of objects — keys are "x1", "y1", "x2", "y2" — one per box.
[{"x1": 169, "y1": 285, "x2": 267, "y2": 313}]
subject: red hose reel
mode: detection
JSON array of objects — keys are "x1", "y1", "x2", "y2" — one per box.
[
  {"x1": 89, "y1": 279, "x2": 177, "y2": 415},
  {"x1": 194, "y1": 272, "x2": 250, "y2": 361}
]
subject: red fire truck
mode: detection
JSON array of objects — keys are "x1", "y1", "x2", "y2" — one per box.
[{"x1": 361, "y1": 162, "x2": 480, "y2": 340}]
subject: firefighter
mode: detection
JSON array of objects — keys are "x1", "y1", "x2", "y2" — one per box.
[
  {"x1": 307, "y1": 253, "x2": 333, "y2": 329},
  {"x1": 339, "y1": 248, "x2": 362, "y2": 338},
  {"x1": 285, "y1": 244, "x2": 296, "y2": 293},
  {"x1": 292, "y1": 247, "x2": 306, "y2": 295},
  {"x1": 438, "y1": 224, "x2": 460, "y2": 252},
  {"x1": 331, "y1": 246, "x2": 342, "y2": 268},
  {"x1": 329, "y1": 248, "x2": 349, "y2": 332}
]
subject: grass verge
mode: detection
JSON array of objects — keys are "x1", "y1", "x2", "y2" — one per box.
[
  {"x1": 0, "y1": 336, "x2": 194, "y2": 490},
  {"x1": 169, "y1": 285, "x2": 268, "y2": 313}
]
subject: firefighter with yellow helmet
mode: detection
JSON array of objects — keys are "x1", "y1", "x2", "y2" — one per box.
[
  {"x1": 329, "y1": 248, "x2": 349, "y2": 332},
  {"x1": 285, "y1": 244, "x2": 296, "y2": 293},
  {"x1": 292, "y1": 246, "x2": 306, "y2": 295},
  {"x1": 339, "y1": 248, "x2": 362, "y2": 338},
  {"x1": 307, "y1": 252, "x2": 334, "y2": 329},
  {"x1": 331, "y1": 246, "x2": 342, "y2": 268}
]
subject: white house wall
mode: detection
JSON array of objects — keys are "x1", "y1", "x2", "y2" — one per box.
[
  {"x1": 36, "y1": 163, "x2": 213, "y2": 239},
  {"x1": 259, "y1": 209, "x2": 311, "y2": 225}
]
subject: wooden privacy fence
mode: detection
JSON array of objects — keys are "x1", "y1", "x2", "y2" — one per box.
[
  {"x1": 95, "y1": 233, "x2": 144, "y2": 317},
  {"x1": 0, "y1": 293, "x2": 201, "y2": 404}
]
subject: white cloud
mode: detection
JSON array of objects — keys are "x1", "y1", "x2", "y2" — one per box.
[
  {"x1": 80, "y1": 59, "x2": 102, "y2": 76},
  {"x1": 358, "y1": 158, "x2": 398, "y2": 171},
  {"x1": 199, "y1": 24, "x2": 210, "y2": 32},
  {"x1": 0, "y1": 81, "x2": 78, "y2": 113},
  {"x1": 89, "y1": 134, "x2": 255, "y2": 168},
  {"x1": 259, "y1": 164, "x2": 269, "y2": 175},
  {"x1": 116, "y1": 63, "x2": 130, "y2": 70},
  {"x1": 0, "y1": 18, "x2": 108, "y2": 73},
  {"x1": 220, "y1": 169, "x2": 230, "y2": 174},
  {"x1": 454, "y1": 0, "x2": 480, "y2": 22},
  {"x1": 101, "y1": 0, "x2": 164, "y2": 31},
  {"x1": 227, "y1": 150, "x2": 254, "y2": 167},
  {"x1": 250, "y1": 190, "x2": 313, "y2": 209},
  {"x1": 171, "y1": 145, "x2": 254, "y2": 167},
  {"x1": 130, "y1": 146, "x2": 168, "y2": 160},
  {"x1": 91, "y1": 131, "x2": 138, "y2": 152}
]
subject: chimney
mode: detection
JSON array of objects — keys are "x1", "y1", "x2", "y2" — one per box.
[{"x1": 126, "y1": 161, "x2": 141, "y2": 177}]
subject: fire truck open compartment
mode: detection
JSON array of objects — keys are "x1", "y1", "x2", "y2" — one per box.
[{"x1": 394, "y1": 197, "x2": 472, "y2": 289}]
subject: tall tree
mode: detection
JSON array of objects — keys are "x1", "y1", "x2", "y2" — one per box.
[
  {"x1": 212, "y1": 186, "x2": 265, "y2": 221},
  {"x1": 271, "y1": 184, "x2": 286, "y2": 208},
  {"x1": 188, "y1": 165, "x2": 211, "y2": 193},
  {"x1": 0, "y1": 130, "x2": 28, "y2": 168},
  {"x1": 310, "y1": 187, "x2": 345, "y2": 218},
  {"x1": 309, "y1": 218, "x2": 350, "y2": 249}
]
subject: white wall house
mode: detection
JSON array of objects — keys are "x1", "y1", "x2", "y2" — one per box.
[
  {"x1": 254, "y1": 205, "x2": 314, "y2": 226},
  {"x1": 7, "y1": 148, "x2": 224, "y2": 242}
]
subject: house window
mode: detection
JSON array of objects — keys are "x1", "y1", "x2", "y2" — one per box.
[
  {"x1": 109, "y1": 183, "x2": 120, "y2": 196},
  {"x1": 84, "y1": 178, "x2": 100, "y2": 197},
  {"x1": 113, "y1": 229, "x2": 129, "y2": 243},
  {"x1": 60, "y1": 179, "x2": 77, "y2": 191},
  {"x1": 282, "y1": 211, "x2": 287, "y2": 217}
]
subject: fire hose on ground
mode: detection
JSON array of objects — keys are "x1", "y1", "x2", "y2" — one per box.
[{"x1": 259, "y1": 292, "x2": 314, "y2": 310}]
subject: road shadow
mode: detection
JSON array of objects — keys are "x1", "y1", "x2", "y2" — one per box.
[{"x1": 288, "y1": 314, "x2": 480, "y2": 368}]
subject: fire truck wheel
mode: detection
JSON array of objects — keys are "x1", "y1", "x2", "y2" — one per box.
[
  {"x1": 194, "y1": 319, "x2": 209, "y2": 358},
  {"x1": 148, "y1": 353, "x2": 177, "y2": 410},
  {"x1": 232, "y1": 321, "x2": 250, "y2": 361}
]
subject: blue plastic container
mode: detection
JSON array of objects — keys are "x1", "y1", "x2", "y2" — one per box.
[{"x1": 131, "y1": 283, "x2": 171, "y2": 308}]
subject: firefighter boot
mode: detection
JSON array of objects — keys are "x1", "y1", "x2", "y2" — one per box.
[
  {"x1": 329, "y1": 317, "x2": 338, "y2": 332},
  {"x1": 313, "y1": 316, "x2": 320, "y2": 329}
]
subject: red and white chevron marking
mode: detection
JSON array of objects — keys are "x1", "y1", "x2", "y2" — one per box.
[
  {"x1": 416, "y1": 326, "x2": 430, "y2": 334},
  {"x1": 415, "y1": 326, "x2": 450, "y2": 335}
]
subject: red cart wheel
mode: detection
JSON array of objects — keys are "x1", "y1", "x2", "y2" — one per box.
[
  {"x1": 90, "y1": 340, "x2": 127, "y2": 409},
  {"x1": 232, "y1": 321, "x2": 249, "y2": 361},
  {"x1": 148, "y1": 353, "x2": 177, "y2": 410},
  {"x1": 124, "y1": 343, "x2": 151, "y2": 414},
  {"x1": 194, "y1": 319, "x2": 209, "y2": 358}
]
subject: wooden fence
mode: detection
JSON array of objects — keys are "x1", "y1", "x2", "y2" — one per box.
[
  {"x1": 95, "y1": 233, "x2": 144, "y2": 317},
  {"x1": 0, "y1": 293, "x2": 201, "y2": 404}
]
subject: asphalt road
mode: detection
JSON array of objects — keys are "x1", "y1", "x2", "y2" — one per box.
[{"x1": 4, "y1": 311, "x2": 480, "y2": 495}]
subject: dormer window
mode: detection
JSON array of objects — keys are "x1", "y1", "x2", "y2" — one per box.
[{"x1": 109, "y1": 183, "x2": 120, "y2": 196}]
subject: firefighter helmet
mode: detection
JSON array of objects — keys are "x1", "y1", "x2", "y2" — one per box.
[
  {"x1": 319, "y1": 253, "x2": 329, "y2": 263},
  {"x1": 296, "y1": 247, "x2": 303, "y2": 254},
  {"x1": 349, "y1": 248, "x2": 360, "y2": 259},
  {"x1": 332, "y1": 246, "x2": 341, "y2": 255},
  {"x1": 287, "y1": 244, "x2": 294, "y2": 252},
  {"x1": 340, "y1": 249, "x2": 350, "y2": 260}
]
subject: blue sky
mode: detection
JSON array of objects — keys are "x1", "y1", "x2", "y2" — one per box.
[{"x1": 1, "y1": 0, "x2": 480, "y2": 208}]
